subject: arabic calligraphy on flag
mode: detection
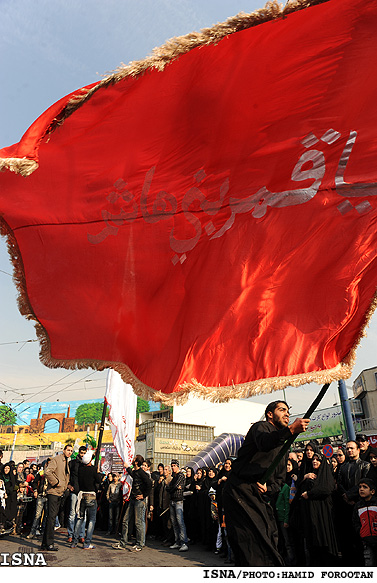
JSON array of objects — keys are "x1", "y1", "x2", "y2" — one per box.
[{"x1": 1, "y1": 0, "x2": 377, "y2": 403}]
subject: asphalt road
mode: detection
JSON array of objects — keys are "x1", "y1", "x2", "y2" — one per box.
[{"x1": 0, "y1": 527, "x2": 232, "y2": 568}]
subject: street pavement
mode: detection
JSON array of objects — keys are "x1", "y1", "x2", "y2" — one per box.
[{"x1": 0, "y1": 527, "x2": 232, "y2": 568}]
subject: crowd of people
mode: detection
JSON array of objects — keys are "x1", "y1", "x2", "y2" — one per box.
[{"x1": 0, "y1": 423, "x2": 377, "y2": 567}]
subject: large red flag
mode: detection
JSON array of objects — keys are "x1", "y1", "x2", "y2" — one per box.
[{"x1": 1, "y1": 0, "x2": 377, "y2": 403}]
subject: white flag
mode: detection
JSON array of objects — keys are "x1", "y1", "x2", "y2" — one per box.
[{"x1": 105, "y1": 369, "x2": 137, "y2": 500}]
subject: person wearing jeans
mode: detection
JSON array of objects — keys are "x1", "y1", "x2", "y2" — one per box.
[
  {"x1": 71, "y1": 493, "x2": 97, "y2": 549},
  {"x1": 70, "y1": 450, "x2": 103, "y2": 550},
  {"x1": 27, "y1": 464, "x2": 50, "y2": 539},
  {"x1": 106, "y1": 473, "x2": 122, "y2": 535},
  {"x1": 166, "y1": 459, "x2": 188, "y2": 552},
  {"x1": 67, "y1": 446, "x2": 87, "y2": 543},
  {"x1": 112, "y1": 455, "x2": 152, "y2": 552},
  {"x1": 119, "y1": 497, "x2": 147, "y2": 548}
]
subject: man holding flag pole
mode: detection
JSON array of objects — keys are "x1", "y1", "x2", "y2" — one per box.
[{"x1": 223, "y1": 400, "x2": 310, "y2": 567}]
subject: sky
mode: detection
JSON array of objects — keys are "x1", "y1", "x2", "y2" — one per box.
[{"x1": 1, "y1": 0, "x2": 377, "y2": 420}]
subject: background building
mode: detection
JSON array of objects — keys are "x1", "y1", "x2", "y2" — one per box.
[
  {"x1": 173, "y1": 396, "x2": 266, "y2": 436},
  {"x1": 353, "y1": 367, "x2": 377, "y2": 436},
  {"x1": 136, "y1": 415, "x2": 215, "y2": 468}
]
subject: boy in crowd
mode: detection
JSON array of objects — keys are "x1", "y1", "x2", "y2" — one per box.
[{"x1": 353, "y1": 478, "x2": 377, "y2": 567}]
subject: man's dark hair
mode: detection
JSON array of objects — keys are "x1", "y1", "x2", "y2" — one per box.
[
  {"x1": 134, "y1": 454, "x2": 144, "y2": 467},
  {"x1": 63, "y1": 444, "x2": 73, "y2": 451},
  {"x1": 347, "y1": 440, "x2": 360, "y2": 449},
  {"x1": 79, "y1": 446, "x2": 87, "y2": 453},
  {"x1": 265, "y1": 401, "x2": 289, "y2": 420}
]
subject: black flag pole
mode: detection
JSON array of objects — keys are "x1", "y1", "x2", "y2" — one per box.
[
  {"x1": 260, "y1": 382, "x2": 331, "y2": 484},
  {"x1": 94, "y1": 398, "x2": 107, "y2": 470}
]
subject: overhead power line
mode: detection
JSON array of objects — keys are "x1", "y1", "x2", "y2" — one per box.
[{"x1": 0, "y1": 339, "x2": 38, "y2": 346}]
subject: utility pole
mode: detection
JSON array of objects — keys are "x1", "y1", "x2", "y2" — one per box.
[
  {"x1": 338, "y1": 379, "x2": 355, "y2": 441},
  {"x1": 9, "y1": 430, "x2": 18, "y2": 461}
]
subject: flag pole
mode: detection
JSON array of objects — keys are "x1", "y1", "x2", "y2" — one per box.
[
  {"x1": 94, "y1": 398, "x2": 107, "y2": 470},
  {"x1": 260, "y1": 382, "x2": 330, "y2": 484}
]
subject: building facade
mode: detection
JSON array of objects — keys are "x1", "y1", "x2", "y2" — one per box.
[
  {"x1": 136, "y1": 416, "x2": 214, "y2": 468},
  {"x1": 353, "y1": 367, "x2": 377, "y2": 434}
]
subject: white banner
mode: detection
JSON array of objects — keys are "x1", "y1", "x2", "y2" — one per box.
[{"x1": 105, "y1": 369, "x2": 137, "y2": 499}]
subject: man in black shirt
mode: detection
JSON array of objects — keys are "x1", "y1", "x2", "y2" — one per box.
[
  {"x1": 67, "y1": 445, "x2": 87, "y2": 543},
  {"x1": 166, "y1": 459, "x2": 188, "y2": 552},
  {"x1": 356, "y1": 434, "x2": 373, "y2": 462},
  {"x1": 112, "y1": 454, "x2": 152, "y2": 552},
  {"x1": 70, "y1": 450, "x2": 102, "y2": 550},
  {"x1": 336, "y1": 439, "x2": 370, "y2": 565},
  {"x1": 223, "y1": 400, "x2": 309, "y2": 566}
]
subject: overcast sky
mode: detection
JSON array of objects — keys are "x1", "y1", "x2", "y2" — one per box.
[{"x1": 1, "y1": 0, "x2": 377, "y2": 417}]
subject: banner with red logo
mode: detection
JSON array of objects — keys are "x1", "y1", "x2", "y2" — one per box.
[{"x1": 1, "y1": 0, "x2": 377, "y2": 403}]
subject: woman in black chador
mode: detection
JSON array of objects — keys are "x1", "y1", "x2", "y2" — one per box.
[
  {"x1": 290, "y1": 451, "x2": 338, "y2": 566},
  {"x1": 295, "y1": 441, "x2": 320, "y2": 487},
  {"x1": 190, "y1": 468, "x2": 206, "y2": 544},
  {"x1": 0, "y1": 463, "x2": 17, "y2": 528},
  {"x1": 197, "y1": 467, "x2": 219, "y2": 549},
  {"x1": 183, "y1": 467, "x2": 196, "y2": 542}
]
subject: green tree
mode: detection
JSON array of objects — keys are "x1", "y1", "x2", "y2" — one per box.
[
  {"x1": 0, "y1": 405, "x2": 17, "y2": 426},
  {"x1": 136, "y1": 397, "x2": 150, "y2": 417},
  {"x1": 160, "y1": 403, "x2": 173, "y2": 416},
  {"x1": 75, "y1": 402, "x2": 106, "y2": 425}
]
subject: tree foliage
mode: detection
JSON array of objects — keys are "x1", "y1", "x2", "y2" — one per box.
[
  {"x1": 136, "y1": 397, "x2": 150, "y2": 417},
  {"x1": 75, "y1": 402, "x2": 106, "y2": 425},
  {"x1": 0, "y1": 405, "x2": 17, "y2": 426}
]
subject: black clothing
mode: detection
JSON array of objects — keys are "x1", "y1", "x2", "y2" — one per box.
[
  {"x1": 77, "y1": 464, "x2": 103, "y2": 492},
  {"x1": 231, "y1": 421, "x2": 291, "y2": 497},
  {"x1": 286, "y1": 459, "x2": 299, "y2": 486},
  {"x1": 32, "y1": 472, "x2": 48, "y2": 496},
  {"x1": 215, "y1": 464, "x2": 232, "y2": 519},
  {"x1": 290, "y1": 456, "x2": 338, "y2": 566},
  {"x1": 166, "y1": 470, "x2": 185, "y2": 502},
  {"x1": 366, "y1": 447, "x2": 377, "y2": 488},
  {"x1": 337, "y1": 458, "x2": 370, "y2": 502},
  {"x1": 223, "y1": 420, "x2": 291, "y2": 566},
  {"x1": 1, "y1": 464, "x2": 17, "y2": 522},
  {"x1": 42, "y1": 494, "x2": 61, "y2": 548},
  {"x1": 296, "y1": 441, "x2": 321, "y2": 487},
  {"x1": 198, "y1": 469, "x2": 218, "y2": 549},
  {"x1": 367, "y1": 464, "x2": 377, "y2": 489},
  {"x1": 183, "y1": 470, "x2": 195, "y2": 541},
  {"x1": 336, "y1": 457, "x2": 369, "y2": 566},
  {"x1": 69, "y1": 457, "x2": 83, "y2": 494},
  {"x1": 126, "y1": 466, "x2": 152, "y2": 500},
  {"x1": 360, "y1": 446, "x2": 373, "y2": 462}
]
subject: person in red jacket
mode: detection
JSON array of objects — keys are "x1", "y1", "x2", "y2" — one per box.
[{"x1": 353, "y1": 478, "x2": 377, "y2": 567}]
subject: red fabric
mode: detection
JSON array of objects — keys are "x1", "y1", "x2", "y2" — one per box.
[{"x1": 1, "y1": 0, "x2": 377, "y2": 398}]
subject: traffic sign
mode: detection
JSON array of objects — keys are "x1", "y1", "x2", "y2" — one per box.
[{"x1": 322, "y1": 444, "x2": 334, "y2": 458}]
